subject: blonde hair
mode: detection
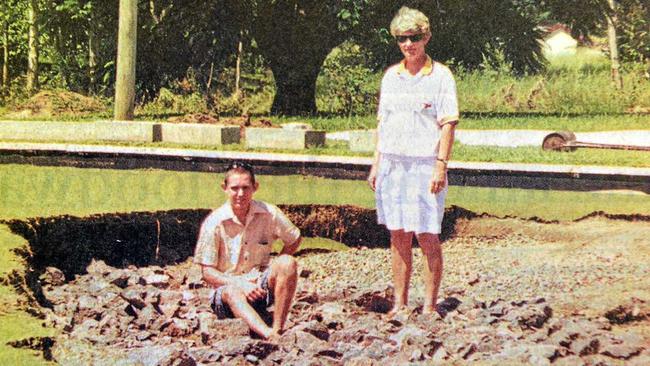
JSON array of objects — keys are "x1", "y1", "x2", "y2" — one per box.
[{"x1": 389, "y1": 6, "x2": 430, "y2": 36}]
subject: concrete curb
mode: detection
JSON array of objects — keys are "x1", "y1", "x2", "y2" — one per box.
[
  {"x1": 327, "y1": 129, "x2": 650, "y2": 149},
  {"x1": 1, "y1": 142, "x2": 648, "y2": 193}
]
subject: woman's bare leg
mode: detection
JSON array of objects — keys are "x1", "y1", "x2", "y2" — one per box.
[
  {"x1": 417, "y1": 233, "x2": 443, "y2": 314},
  {"x1": 389, "y1": 229, "x2": 414, "y2": 314}
]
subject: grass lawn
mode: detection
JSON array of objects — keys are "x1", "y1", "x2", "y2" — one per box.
[
  {"x1": 3, "y1": 113, "x2": 648, "y2": 132},
  {"x1": 2, "y1": 164, "x2": 648, "y2": 221},
  {"x1": 0, "y1": 227, "x2": 57, "y2": 366},
  {"x1": 459, "y1": 114, "x2": 650, "y2": 131},
  {"x1": 1, "y1": 163, "x2": 649, "y2": 363},
  {"x1": 274, "y1": 114, "x2": 650, "y2": 132},
  {"x1": 454, "y1": 144, "x2": 650, "y2": 168}
]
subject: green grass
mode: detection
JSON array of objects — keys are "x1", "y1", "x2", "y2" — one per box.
[
  {"x1": 0, "y1": 227, "x2": 57, "y2": 366},
  {"x1": 1, "y1": 113, "x2": 649, "y2": 132},
  {"x1": 457, "y1": 48, "x2": 650, "y2": 115},
  {"x1": 273, "y1": 114, "x2": 650, "y2": 132},
  {"x1": 2, "y1": 164, "x2": 649, "y2": 221},
  {"x1": 458, "y1": 114, "x2": 650, "y2": 131},
  {"x1": 454, "y1": 144, "x2": 650, "y2": 168}
]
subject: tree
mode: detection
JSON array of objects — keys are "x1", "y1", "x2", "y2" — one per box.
[
  {"x1": 114, "y1": 0, "x2": 137, "y2": 120},
  {"x1": 45, "y1": 0, "x2": 100, "y2": 93},
  {"x1": 356, "y1": 0, "x2": 545, "y2": 74},
  {"x1": 240, "y1": 0, "x2": 545, "y2": 115},
  {"x1": 245, "y1": 1, "x2": 356, "y2": 115},
  {"x1": 2, "y1": 16, "x2": 8, "y2": 93},
  {"x1": 518, "y1": 0, "x2": 648, "y2": 81},
  {"x1": 0, "y1": 0, "x2": 28, "y2": 98}
]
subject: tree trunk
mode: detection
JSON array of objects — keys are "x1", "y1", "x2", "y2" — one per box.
[
  {"x1": 235, "y1": 31, "x2": 242, "y2": 94},
  {"x1": 2, "y1": 19, "x2": 8, "y2": 93},
  {"x1": 88, "y1": 8, "x2": 97, "y2": 94},
  {"x1": 269, "y1": 61, "x2": 323, "y2": 115},
  {"x1": 55, "y1": 26, "x2": 71, "y2": 88},
  {"x1": 250, "y1": 1, "x2": 344, "y2": 115},
  {"x1": 114, "y1": 0, "x2": 138, "y2": 121},
  {"x1": 607, "y1": 0, "x2": 623, "y2": 89},
  {"x1": 26, "y1": 0, "x2": 39, "y2": 94}
]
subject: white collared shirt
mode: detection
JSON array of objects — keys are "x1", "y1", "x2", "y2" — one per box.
[{"x1": 377, "y1": 56, "x2": 459, "y2": 158}]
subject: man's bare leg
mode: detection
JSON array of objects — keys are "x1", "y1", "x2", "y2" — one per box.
[
  {"x1": 417, "y1": 233, "x2": 443, "y2": 314},
  {"x1": 222, "y1": 285, "x2": 274, "y2": 339},
  {"x1": 389, "y1": 229, "x2": 414, "y2": 315},
  {"x1": 268, "y1": 254, "x2": 298, "y2": 335}
]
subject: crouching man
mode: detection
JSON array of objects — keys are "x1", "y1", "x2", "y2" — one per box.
[{"x1": 193, "y1": 162, "x2": 302, "y2": 340}]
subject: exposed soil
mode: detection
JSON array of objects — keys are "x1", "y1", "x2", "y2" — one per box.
[
  {"x1": 167, "y1": 113, "x2": 274, "y2": 128},
  {"x1": 4, "y1": 90, "x2": 107, "y2": 119},
  {"x1": 3, "y1": 206, "x2": 650, "y2": 365},
  {"x1": 166, "y1": 113, "x2": 275, "y2": 140}
]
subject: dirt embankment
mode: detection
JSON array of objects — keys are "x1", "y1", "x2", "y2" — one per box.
[{"x1": 3, "y1": 206, "x2": 650, "y2": 365}]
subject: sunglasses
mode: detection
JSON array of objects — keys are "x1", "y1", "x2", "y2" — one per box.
[
  {"x1": 227, "y1": 161, "x2": 254, "y2": 173},
  {"x1": 395, "y1": 33, "x2": 425, "y2": 43}
]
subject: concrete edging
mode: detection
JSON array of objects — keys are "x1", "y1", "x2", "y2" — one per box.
[
  {"x1": 0, "y1": 120, "x2": 157, "y2": 142},
  {"x1": 0, "y1": 120, "x2": 243, "y2": 146},
  {"x1": 246, "y1": 128, "x2": 326, "y2": 150},
  {"x1": 158, "y1": 123, "x2": 240, "y2": 146}
]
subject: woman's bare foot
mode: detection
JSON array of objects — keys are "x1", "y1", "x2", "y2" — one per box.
[
  {"x1": 386, "y1": 304, "x2": 410, "y2": 319},
  {"x1": 422, "y1": 305, "x2": 437, "y2": 315}
]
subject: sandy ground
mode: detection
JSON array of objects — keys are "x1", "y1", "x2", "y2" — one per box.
[{"x1": 301, "y1": 216, "x2": 650, "y2": 319}]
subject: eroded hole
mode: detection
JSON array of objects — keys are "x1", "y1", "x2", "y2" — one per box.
[{"x1": 11, "y1": 206, "x2": 649, "y2": 364}]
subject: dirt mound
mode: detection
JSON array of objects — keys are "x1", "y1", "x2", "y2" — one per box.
[
  {"x1": 166, "y1": 114, "x2": 275, "y2": 140},
  {"x1": 5, "y1": 90, "x2": 107, "y2": 118}
]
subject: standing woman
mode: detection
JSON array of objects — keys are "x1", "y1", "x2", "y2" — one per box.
[{"x1": 367, "y1": 6, "x2": 459, "y2": 316}]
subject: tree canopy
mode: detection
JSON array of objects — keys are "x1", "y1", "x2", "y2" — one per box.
[{"x1": 1, "y1": 0, "x2": 648, "y2": 115}]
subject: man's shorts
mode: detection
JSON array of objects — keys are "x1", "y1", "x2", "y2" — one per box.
[{"x1": 211, "y1": 268, "x2": 273, "y2": 319}]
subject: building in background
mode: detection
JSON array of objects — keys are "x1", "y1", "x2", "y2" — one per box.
[{"x1": 541, "y1": 24, "x2": 578, "y2": 56}]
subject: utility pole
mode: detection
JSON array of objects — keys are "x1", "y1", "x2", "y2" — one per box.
[
  {"x1": 607, "y1": 0, "x2": 623, "y2": 89},
  {"x1": 114, "y1": 0, "x2": 138, "y2": 121}
]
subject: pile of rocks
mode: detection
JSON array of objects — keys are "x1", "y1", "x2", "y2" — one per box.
[{"x1": 35, "y1": 254, "x2": 649, "y2": 365}]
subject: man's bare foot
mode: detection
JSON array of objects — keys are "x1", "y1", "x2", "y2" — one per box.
[{"x1": 265, "y1": 331, "x2": 281, "y2": 343}]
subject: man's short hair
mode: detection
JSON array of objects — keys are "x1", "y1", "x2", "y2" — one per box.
[{"x1": 224, "y1": 161, "x2": 256, "y2": 185}]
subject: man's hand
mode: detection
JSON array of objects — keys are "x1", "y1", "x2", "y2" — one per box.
[{"x1": 237, "y1": 279, "x2": 267, "y2": 303}]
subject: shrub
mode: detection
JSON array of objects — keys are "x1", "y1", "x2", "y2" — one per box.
[
  {"x1": 316, "y1": 42, "x2": 381, "y2": 116},
  {"x1": 137, "y1": 88, "x2": 208, "y2": 117}
]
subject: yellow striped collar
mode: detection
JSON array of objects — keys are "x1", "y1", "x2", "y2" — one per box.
[{"x1": 396, "y1": 55, "x2": 434, "y2": 76}]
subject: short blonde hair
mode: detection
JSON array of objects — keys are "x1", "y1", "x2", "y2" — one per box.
[{"x1": 389, "y1": 6, "x2": 430, "y2": 36}]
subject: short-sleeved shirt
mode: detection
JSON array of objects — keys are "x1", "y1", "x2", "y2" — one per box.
[
  {"x1": 193, "y1": 200, "x2": 300, "y2": 276},
  {"x1": 377, "y1": 55, "x2": 459, "y2": 158}
]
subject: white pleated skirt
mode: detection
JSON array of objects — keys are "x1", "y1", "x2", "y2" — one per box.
[{"x1": 375, "y1": 154, "x2": 447, "y2": 234}]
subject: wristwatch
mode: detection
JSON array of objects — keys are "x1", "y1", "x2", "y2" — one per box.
[{"x1": 436, "y1": 157, "x2": 448, "y2": 165}]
